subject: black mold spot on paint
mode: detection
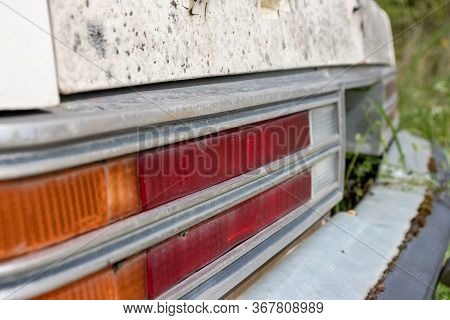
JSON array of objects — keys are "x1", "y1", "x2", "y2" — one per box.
[{"x1": 87, "y1": 22, "x2": 107, "y2": 58}]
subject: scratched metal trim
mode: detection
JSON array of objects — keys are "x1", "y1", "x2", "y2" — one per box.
[
  {"x1": 0, "y1": 66, "x2": 392, "y2": 149},
  {"x1": 0, "y1": 93, "x2": 338, "y2": 180},
  {"x1": 0, "y1": 65, "x2": 394, "y2": 180}
]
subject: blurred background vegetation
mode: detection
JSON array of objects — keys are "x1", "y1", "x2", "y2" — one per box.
[
  {"x1": 377, "y1": 0, "x2": 449, "y2": 300},
  {"x1": 377, "y1": 0, "x2": 449, "y2": 151}
]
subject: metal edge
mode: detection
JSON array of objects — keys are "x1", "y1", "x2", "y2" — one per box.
[
  {"x1": 378, "y1": 198, "x2": 450, "y2": 300},
  {"x1": 378, "y1": 146, "x2": 450, "y2": 300},
  {"x1": 0, "y1": 147, "x2": 341, "y2": 299},
  {"x1": 0, "y1": 93, "x2": 339, "y2": 180},
  {"x1": 0, "y1": 70, "x2": 334, "y2": 148},
  {"x1": 0, "y1": 66, "x2": 395, "y2": 149},
  {"x1": 337, "y1": 89, "x2": 346, "y2": 195}
]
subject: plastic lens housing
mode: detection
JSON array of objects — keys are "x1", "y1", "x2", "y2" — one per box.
[
  {"x1": 37, "y1": 253, "x2": 147, "y2": 300},
  {"x1": 310, "y1": 105, "x2": 338, "y2": 146},
  {"x1": 106, "y1": 156, "x2": 142, "y2": 221},
  {"x1": 1, "y1": 102, "x2": 342, "y2": 299},
  {"x1": 312, "y1": 154, "x2": 339, "y2": 197},
  {"x1": 146, "y1": 171, "x2": 312, "y2": 299},
  {"x1": 138, "y1": 112, "x2": 310, "y2": 211},
  {"x1": 0, "y1": 155, "x2": 140, "y2": 261}
]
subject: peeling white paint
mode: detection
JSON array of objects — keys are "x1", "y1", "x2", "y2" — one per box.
[
  {"x1": 48, "y1": 0, "x2": 395, "y2": 94},
  {"x1": 0, "y1": 0, "x2": 59, "y2": 110}
]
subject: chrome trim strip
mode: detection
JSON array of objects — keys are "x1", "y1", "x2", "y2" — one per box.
[
  {"x1": 0, "y1": 145, "x2": 341, "y2": 299},
  {"x1": 0, "y1": 66, "x2": 395, "y2": 179},
  {"x1": 0, "y1": 66, "x2": 394, "y2": 149},
  {"x1": 0, "y1": 94, "x2": 338, "y2": 180}
]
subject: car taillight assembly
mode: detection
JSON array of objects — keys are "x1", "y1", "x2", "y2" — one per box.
[
  {"x1": 138, "y1": 111, "x2": 310, "y2": 210},
  {"x1": 0, "y1": 155, "x2": 140, "y2": 261},
  {"x1": 0, "y1": 100, "x2": 343, "y2": 300}
]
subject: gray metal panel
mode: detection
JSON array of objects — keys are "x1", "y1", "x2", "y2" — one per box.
[
  {"x1": 0, "y1": 69, "x2": 334, "y2": 149},
  {"x1": 0, "y1": 66, "x2": 393, "y2": 149},
  {"x1": 378, "y1": 199, "x2": 450, "y2": 300},
  {"x1": 378, "y1": 146, "x2": 450, "y2": 299},
  {"x1": 381, "y1": 131, "x2": 431, "y2": 176},
  {"x1": 0, "y1": 94, "x2": 339, "y2": 180}
]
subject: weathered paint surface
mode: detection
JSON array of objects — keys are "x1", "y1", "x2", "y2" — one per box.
[
  {"x1": 48, "y1": 0, "x2": 395, "y2": 94},
  {"x1": 0, "y1": 0, "x2": 59, "y2": 109}
]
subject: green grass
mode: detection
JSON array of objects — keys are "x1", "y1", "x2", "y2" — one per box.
[
  {"x1": 377, "y1": 0, "x2": 450, "y2": 299},
  {"x1": 376, "y1": 0, "x2": 450, "y2": 151},
  {"x1": 435, "y1": 246, "x2": 450, "y2": 300}
]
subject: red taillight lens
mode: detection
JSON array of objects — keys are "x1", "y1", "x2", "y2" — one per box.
[
  {"x1": 146, "y1": 171, "x2": 311, "y2": 298},
  {"x1": 139, "y1": 112, "x2": 310, "y2": 210}
]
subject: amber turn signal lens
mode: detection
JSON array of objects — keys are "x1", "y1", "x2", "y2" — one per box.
[
  {"x1": 36, "y1": 253, "x2": 147, "y2": 300},
  {"x1": 0, "y1": 155, "x2": 141, "y2": 261},
  {"x1": 106, "y1": 156, "x2": 141, "y2": 221},
  {"x1": 37, "y1": 269, "x2": 116, "y2": 300},
  {"x1": 0, "y1": 164, "x2": 108, "y2": 261}
]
